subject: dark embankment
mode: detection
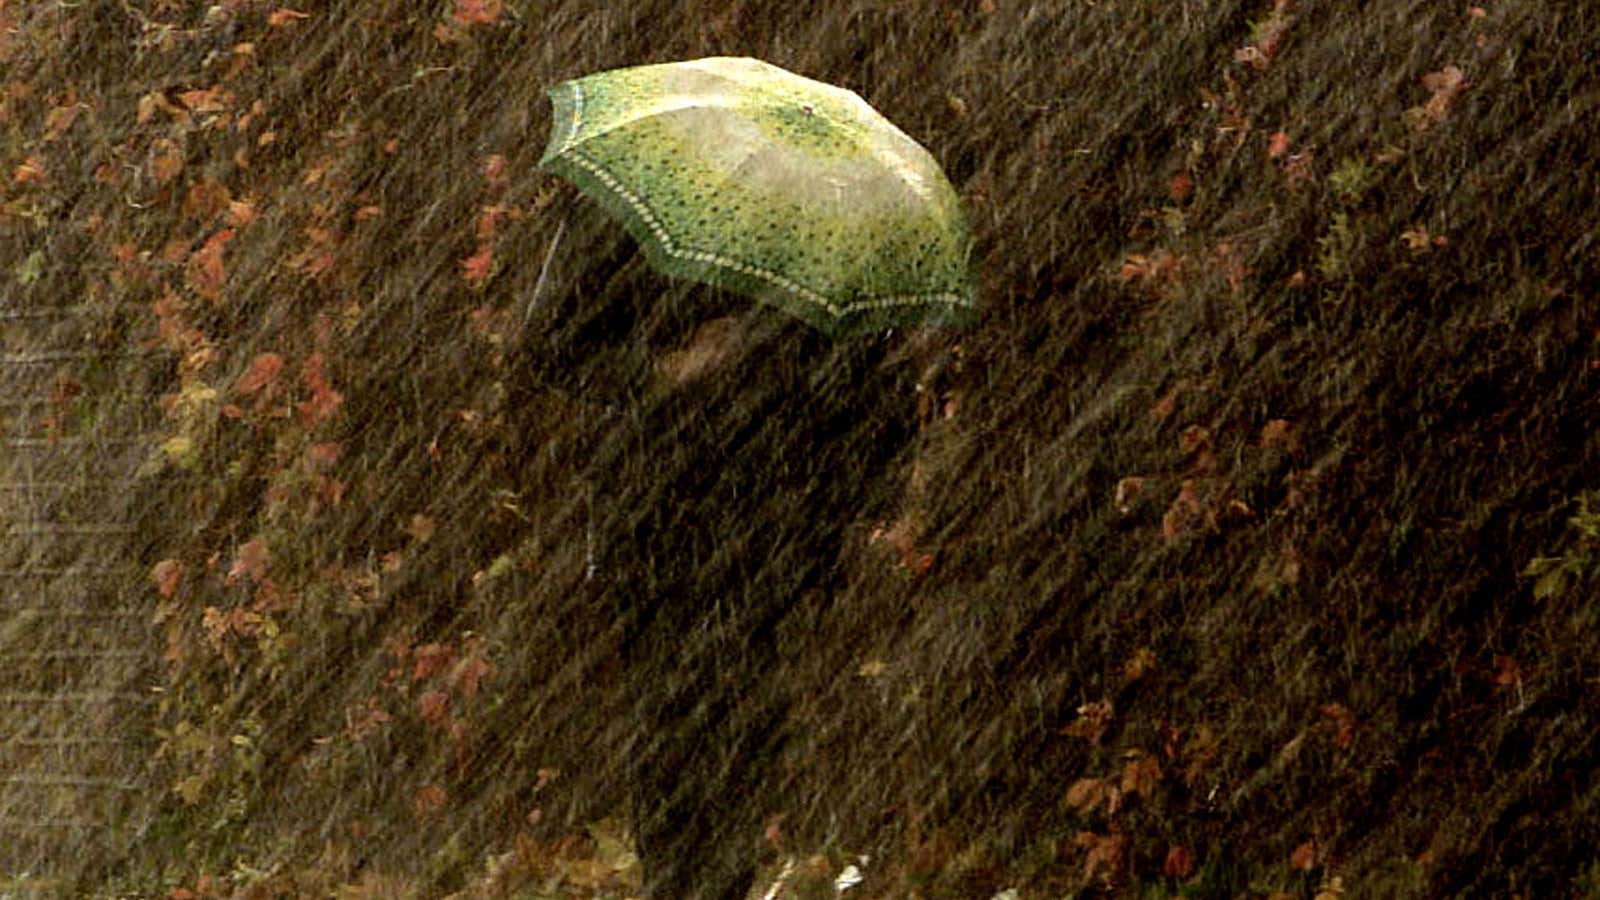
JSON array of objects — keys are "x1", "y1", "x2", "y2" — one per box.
[{"x1": 1, "y1": 0, "x2": 1596, "y2": 895}]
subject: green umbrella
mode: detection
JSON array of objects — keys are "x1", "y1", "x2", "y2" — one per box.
[{"x1": 538, "y1": 56, "x2": 977, "y2": 334}]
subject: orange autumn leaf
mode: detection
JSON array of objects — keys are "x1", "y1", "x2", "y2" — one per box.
[
  {"x1": 267, "y1": 8, "x2": 310, "y2": 27},
  {"x1": 1162, "y1": 480, "x2": 1204, "y2": 541},
  {"x1": 183, "y1": 178, "x2": 233, "y2": 220},
  {"x1": 1149, "y1": 389, "x2": 1179, "y2": 420},
  {"x1": 1179, "y1": 424, "x2": 1212, "y2": 454},
  {"x1": 177, "y1": 86, "x2": 230, "y2": 113},
  {"x1": 476, "y1": 205, "x2": 505, "y2": 240},
  {"x1": 1168, "y1": 171, "x2": 1194, "y2": 202},
  {"x1": 418, "y1": 688, "x2": 451, "y2": 724},
  {"x1": 412, "y1": 784, "x2": 448, "y2": 819},
  {"x1": 1163, "y1": 844, "x2": 1196, "y2": 879},
  {"x1": 1122, "y1": 646, "x2": 1158, "y2": 681},
  {"x1": 151, "y1": 559, "x2": 183, "y2": 600},
  {"x1": 305, "y1": 441, "x2": 342, "y2": 468},
  {"x1": 297, "y1": 352, "x2": 344, "y2": 424},
  {"x1": 1261, "y1": 418, "x2": 1294, "y2": 448},
  {"x1": 43, "y1": 96, "x2": 80, "y2": 140},
  {"x1": 448, "y1": 653, "x2": 492, "y2": 701},
  {"x1": 1114, "y1": 476, "x2": 1145, "y2": 514},
  {"x1": 460, "y1": 242, "x2": 494, "y2": 285},
  {"x1": 187, "y1": 228, "x2": 234, "y2": 302},
  {"x1": 406, "y1": 513, "x2": 437, "y2": 544},
  {"x1": 1290, "y1": 839, "x2": 1318, "y2": 871},
  {"x1": 150, "y1": 138, "x2": 185, "y2": 182},
  {"x1": 1121, "y1": 751, "x2": 1162, "y2": 797},
  {"x1": 413, "y1": 642, "x2": 455, "y2": 681},
  {"x1": 1320, "y1": 703, "x2": 1356, "y2": 749},
  {"x1": 12, "y1": 155, "x2": 45, "y2": 184},
  {"x1": 1077, "y1": 831, "x2": 1128, "y2": 886},
  {"x1": 1408, "y1": 65, "x2": 1468, "y2": 133},
  {"x1": 236, "y1": 352, "x2": 285, "y2": 395},
  {"x1": 1065, "y1": 776, "x2": 1108, "y2": 813},
  {"x1": 228, "y1": 539, "x2": 270, "y2": 584},
  {"x1": 482, "y1": 153, "x2": 509, "y2": 193},
  {"x1": 226, "y1": 199, "x2": 257, "y2": 227},
  {"x1": 1060, "y1": 698, "x2": 1115, "y2": 744},
  {"x1": 1492, "y1": 654, "x2": 1523, "y2": 687},
  {"x1": 1267, "y1": 130, "x2": 1291, "y2": 159},
  {"x1": 452, "y1": 0, "x2": 503, "y2": 25}
]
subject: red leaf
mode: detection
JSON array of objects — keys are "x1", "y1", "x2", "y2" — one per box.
[
  {"x1": 1267, "y1": 130, "x2": 1292, "y2": 159},
  {"x1": 1065, "y1": 776, "x2": 1107, "y2": 812},
  {"x1": 1163, "y1": 844, "x2": 1195, "y2": 879},
  {"x1": 476, "y1": 205, "x2": 505, "y2": 240},
  {"x1": 418, "y1": 688, "x2": 450, "y2": 724},
  {"x1": 449, "y1": 653, "x2": 492, "y2": 701},
  {"x1": 452, "y1": 0, "x2": 503, "y2": 25},
  {"x1": 1121, "y1": 751, "x2": 1162, "y2": 797},
  {"x1": 151, "y1": 138, "x2": 185, "y2": 183},
  {"x1": 412, "y1": 784, "x2": 447, "y2": 819},
  {"x1": 297, "y1": 352, "x2": 343, "y2": 424},
  {"x1": 1320, "y1": 703, "x2": 1356, "y2": 749},
  {"x1": 460, "y1": 242, "x2": 494, "y2": 285},
  {"x1": 1168, "y1": 171, "x2": 1194, "y2": 202},
  {"x1": 305, "y1": 441, "x2": 342, "y2": 468},
  {"x1": 1290, "y1": 840, "x2": 1317, "y2": 871},
  {"x1": 187, "y1": 228, "x2": 234, "y2": 302},
  {"x1": 236, "y1": 352, "x2": 285, "y2": 395},
  {"x1": 1162, "y1": 480, "x2": 1204, "y2": 541},
  {"x1": 1076, "y1": 831, "x2": 1128, "y2": 886},
  {"x1": 413, "y1": 642, "x2": 454, "y2": 681}
]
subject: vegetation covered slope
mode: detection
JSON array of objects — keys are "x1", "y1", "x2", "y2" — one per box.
[{"x1": 2, "y1": 0, "x2": 1597, "y2": 895}]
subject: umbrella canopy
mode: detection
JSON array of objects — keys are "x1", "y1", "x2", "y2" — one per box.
[{"x1": 538, "y1": 56, "x2": 977, "y2": 334}]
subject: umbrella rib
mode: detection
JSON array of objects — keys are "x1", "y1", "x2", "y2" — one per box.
[
  {"x1": 562, "y1": 147, "x2": 845, "y2": 318},
  {"x1": 562, "y1": 148, "x2": 973, "y2": 320}
]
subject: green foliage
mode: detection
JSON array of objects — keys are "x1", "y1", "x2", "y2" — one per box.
[
  {"x1": 1316, "y1": 210, "x2": 1357, "y2": 285},
  {"x1": 1327, "y1": 156, "x2": 1377, "y2": 205},
  {"x1": 1524, "y1": 492, "x2": 1600, "y2": 600}
]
